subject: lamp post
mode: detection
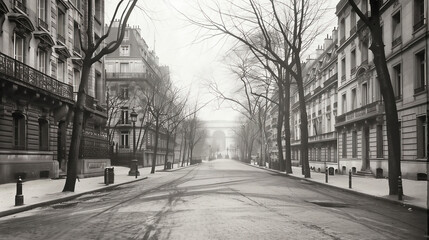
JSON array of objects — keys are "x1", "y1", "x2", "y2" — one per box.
[{"x1": 129, "y1": 108, "x2": 140, "y2": 177}]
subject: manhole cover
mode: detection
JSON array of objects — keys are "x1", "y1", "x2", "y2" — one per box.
[{"x1": 307, "y1": 200, "x2": 349, "y2": 208}]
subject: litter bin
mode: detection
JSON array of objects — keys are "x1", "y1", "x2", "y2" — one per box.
[
  {"x1": 329, "y1": 167, "x2": 335, "y2": 175},
  {"x1": 376, "y1": 168, "x2": 383, "y2": 178},
  {"x1": 104, "y1": 167, "x2": 114, "y2": 184},
  {"x1": 166, "y1": 162, "x2": 172, "y2": 169}
]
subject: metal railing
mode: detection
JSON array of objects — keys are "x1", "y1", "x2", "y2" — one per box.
[
  {"x1": 0, "y1": 52, "x2": 73, "y2": 100},
  {"x1": 336, "y1": 101, "x2": 383, "y2": 124},
  {"x1": 57, "y1": 34, "x2": 66, "y2": 44},
  {"x1": 14, "y1": 0, "x2": 27, "y2": 14},
  {"x1": 413, "y1": 19, "x2": 425, "y2": 32},
  {"x1": 105, "y1": 72, "x2": 149, "y2": 79},
  {"x1": 38, "y1": 18, "x2": 48, "y2": 30},
  {"x1": 392, "y1": 36, "x2": 402, "y2": 47}
]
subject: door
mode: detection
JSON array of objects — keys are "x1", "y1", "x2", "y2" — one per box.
[{"x1": 362, "y1": 126, "x2": 370, "y2": 171}]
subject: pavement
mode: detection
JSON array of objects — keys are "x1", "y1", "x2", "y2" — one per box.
[
  {"x1": 247, "y1": 162, "x2": 428, "y2": 211},
  {"x1": 0, "y1": 160, "x2": 427, "y2": 220},
  {"x1": 0, "y1": 163, "x2": 191, "y2": 218}
]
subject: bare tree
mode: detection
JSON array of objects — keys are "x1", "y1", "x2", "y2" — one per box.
[
  {"x1": 185, "y1": 0, "x2": 329, "y2": 177},
  {"x1": 64, "y1": 0, "x2": 138, "y2": 192},
  {"x1": 347, "y1": 0, "x2": 401, "y2": 195}
]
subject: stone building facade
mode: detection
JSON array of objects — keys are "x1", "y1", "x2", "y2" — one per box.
[
  {"x1": 335, "y1": 0, "x2": 427, "y2": 179},
  {"x1": 0, "y1": 0, "x2": 108, "y2": 183},
  {"x1": 105, "y1": 24, "x2": 173, "y2": 168}
]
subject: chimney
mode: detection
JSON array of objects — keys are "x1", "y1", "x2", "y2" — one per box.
[
  {"x1": 324, "y1": 34, "x2": 333, "y2": 48},
  {"x1": 315, "y1": 45, "x2": 324, "y2": 58},
  {"x1": 332, "y1": 27, "x2": 338, "y2": 43}
]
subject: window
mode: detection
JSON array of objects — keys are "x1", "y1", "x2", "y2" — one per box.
[
  {"x1": 351, "y1": 49, "x2": 356, "y2": 73},
  {"x1": 351, "y1": 88, "x2": 357, "y2": 110},
  {"x1": 415, "y1": 50, "x2": 426, "y2": 93},
  {"x1": 413, "y1": 0, "x2": 425, "y2": 31},
  {"x1": 38, "y1": 0, "x2": 47, "y2": 28},
  {"x1": 342, "y1": 131, "x2": 347, "y2": 158},
  {"x1": 39, "y1": 119, "x2": 49, "y2": 151},
  {"x1": 362, "y1": 83, "x2": 368, "y2": 106},
  {"x1": 340, "y1": 18, "x2": 345, "y2": 42},
  {"x1": 341, "y1": 57, "x2": 346, "y2": 81},
  {"x1": 73, "y1": 21, "x2": 80, "y2": 51},
  {"x1": 95, "y1": 72, "x2": 101, "y2": 100},
  {"x1": 417, "y1": 116, "x2": 427, "y2": 158},
  {"x1": 120, "y1": 85, "x2": 129, "y2": 99},
  {"x1": 342, "y1": 94, "x2": 347, "y2": 114},
  {"x1": 94, "y1": 0, "x2": 101, "y2": 21},
  {"x1": 57, "y1": 9, "x2": 65, "y2": 42},
  {"x1": 73, "y1": 69, "x2": 80, "y2": 92},
  {"x1": 393, "y1": 64, "x2": 401, "y2": 99},
  {"x1": 38, "y1": 48, "x2": 47, "y2": 73},
  {"x1": 119, "y1": 45, "x2": 130, "y2": 56},
  {"x1": 120, "y1": 131, "x2": 129, "y2": 148},
  {"x1": 121, "y1": 108, "x2": 129, "y2": 124},
  {"x1": 13, "y1": 112, "x2": 26, "y2": 150},
  {"x1": 361, "y1": 41, "x2": 368, "y2": 63},
  {"x1": 58, "y1": 60, "x2": 65, "y2": 83},
  {"x1": 376, "y1": 125, "x2": 383, "y2": 158},
  {"x1": 352, "y1": 130, "x2": 357, "y2": 158},
  {"x1": 120, "y1": 62, "x2": 129, "y2": 72},
  {"x1": 14, "y1": 34, "x2": 25, "y2": 62},
  {"x1": 392, "y1": 11, "x2": 401, "y2": 46}
]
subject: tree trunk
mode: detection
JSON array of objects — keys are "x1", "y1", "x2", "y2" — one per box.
[
  {"x1": 151, "y1": 120, "x2": 160, "y2": 174},
  {"x1": 277, "y1": 78, "x2": 285, "y2": 172},
  {"x1": 63, "y1": 63, "x2": 91, "y2": 192},
  {"x1": 296, "y1": 62, "x2": 310, "y2": 178},
  {"x1": 283, "y1": 73, "x2": 292, "y2": 173},
  {"x1": 369, "y1": 19, "x2": 401, "y2": 195},
  {"x1": 164, "y1": 134, "x2": 170, "y2": 170},
  {"x1": 181, "y1": 135, "x2": 187, "y2": 167}
]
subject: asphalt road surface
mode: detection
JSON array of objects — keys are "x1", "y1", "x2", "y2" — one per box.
[{"x1": 0, "y1": 159, "x2": 427, "y2": 240}]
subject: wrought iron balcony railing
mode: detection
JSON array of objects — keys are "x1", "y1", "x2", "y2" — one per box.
[
  {"x1": 413, "y1": 19, "x2": 425, "y2": 32},
  {"x1": 0, "y1": 51, "x2": 73, "y2": 100},
  {"x1": 392, "y1": 36, "x2": 402, "y2": 47},
  {"x1": 14, "y1": 0, "x2": 27, "y2": 14},
  {"x1": 336, "y1": 101, "x2": 384, "y2": 124},
  {"x1": 57, "y1": 34, "x2": 66, "y2": 44},
  {"x1": 38, "y1": 18, "x2": 48, "y2": 31}
]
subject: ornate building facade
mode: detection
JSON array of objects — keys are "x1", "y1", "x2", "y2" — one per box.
[{"x1": 0, "y1": 0, "x2": 108, "y2": 183}]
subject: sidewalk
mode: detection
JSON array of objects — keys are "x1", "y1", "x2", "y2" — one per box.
[
  {"x1": 0, "y1": 163, "x2": 190, "y2": 218},
  {"x1": 248, "y1": 163, "x2": 428, "y2": 210}
]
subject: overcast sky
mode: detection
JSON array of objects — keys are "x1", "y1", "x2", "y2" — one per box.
[{"x1": 105, "y1": 0, "x2": 338, "y2": 122}]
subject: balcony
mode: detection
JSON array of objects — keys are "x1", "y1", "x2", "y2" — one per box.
[
  {"x1": 413, "y1": 19, "x2": 425, "y2": 32},
  {"x1": 324, "y1": 73, "x2": 337, "y2": 86},
  {"x1": 106, "y1": 72, "x2": 149, "y2": 80},
  {"x1": 392, "y1": 36, "x2": 402, "y2": 47},
  {"x1": 308, "y1": 132, "x2": 337, "y2": 143},
  {"x1": 350, "y1": 25, "x2": 356, "y2": 35},
  {"x1": 13, "y1": 0, "x2": 26, "y2": 14},
  {"x1": 38, "y1": 18, "x2": 48, "y2": 31},
  {"x1": 341, "y1": 75, "x2": 346, "y2": 82},
  {"x1": 0, "y1": 51, "x2": 73, "y2": 100},
  {"x1": 57, "y1": 34, "x2": 66, "y2": 45},
  {"x1": 335, "y1": 101, "x2": 384, "y2": 126},
  {"x1": 340, "y1": 37, "x2": 345, "y2": 45},
  {"x1": 350, "y1": 66, "x2": 356, "y2": 75}
]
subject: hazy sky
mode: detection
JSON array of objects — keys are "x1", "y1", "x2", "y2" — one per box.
[{"x1": 105, "y1": 0, "x2": 338, "y2": 122}]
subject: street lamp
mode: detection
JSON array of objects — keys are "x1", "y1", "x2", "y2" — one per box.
[{"x1": 129, "y1": 108, "x2": 140, "y2": 177}]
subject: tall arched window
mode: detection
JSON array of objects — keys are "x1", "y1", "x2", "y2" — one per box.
[
  {"x1": 39, "y1": 119, "x2": 49, "y2": 151},
  {"x1": 13, "y1": 112, "x2": 26, "y2": 150}
]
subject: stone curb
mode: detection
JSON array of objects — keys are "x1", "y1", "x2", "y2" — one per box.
[
  {"x1": 0, "y1": 176, "x2": 148, "y2": 218},
  {"x1": 156, "y1": 163, "x2": 200, "y2": 172},
  {"x1": 244, "y1": 162, "x2": 427, "y2": 212}
]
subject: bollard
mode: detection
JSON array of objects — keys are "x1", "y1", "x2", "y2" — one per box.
[
  {"x1": 15, "y1": 177, "x2": 24, "y2": 206},
  {"x1": 105, "y1": 168, "x2": 109, "y2": 185},
  {"x1": 398, "y1": 175, "x2": 403, "y2": 201},
  {"x1": 135, "y1": 162, "x2": 138, "y2": 179},
  {"x1": 349, "y1": 169, "x2": 352, "y2": 189},
  {"x1": 325, "y1": 167, "x2": 328, "y2": 183}
]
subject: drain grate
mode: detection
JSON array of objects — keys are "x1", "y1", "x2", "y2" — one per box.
[{"x1": 307, "y1": 200, "x2": 349, "y2": 208}]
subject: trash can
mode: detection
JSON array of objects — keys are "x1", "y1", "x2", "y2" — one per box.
[
  {"x1": 329, "y1": 167, "x2": 335, "y2": 175},
  {"x1": 104, "y1": 167, "x2": 114, "y2": 184},
  {"x1": 166, "y1": 162, "x2": 172, "y2": 169}
]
